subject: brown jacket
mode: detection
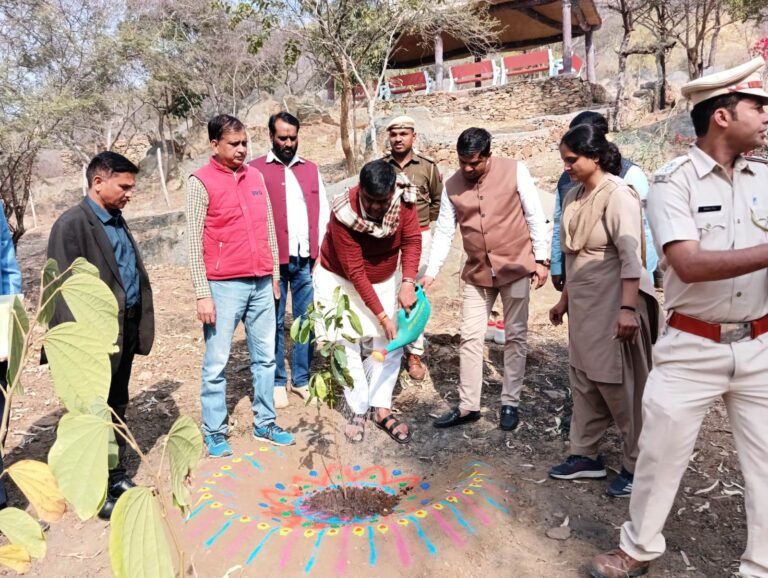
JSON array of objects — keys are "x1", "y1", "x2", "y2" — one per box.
[{"x1": 445, "y1": 157, "x2": 535, "y2": 287}]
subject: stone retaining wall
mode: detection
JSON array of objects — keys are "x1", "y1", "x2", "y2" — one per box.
[{"x1": 381, "y1": 76, "x2": 603, "y2": 121}]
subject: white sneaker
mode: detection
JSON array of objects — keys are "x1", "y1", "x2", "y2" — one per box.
[{"x1": 274, "y1": 387, "x2": 289, "y2": 409}]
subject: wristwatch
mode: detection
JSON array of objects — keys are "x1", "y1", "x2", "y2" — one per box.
[{"x1": 535, "y1": 259, "x2": 550, "y2": 268}]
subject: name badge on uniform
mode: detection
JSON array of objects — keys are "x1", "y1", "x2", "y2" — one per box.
[{"x1": 697, "y1": 205, "x2": 721, "y2": 213}]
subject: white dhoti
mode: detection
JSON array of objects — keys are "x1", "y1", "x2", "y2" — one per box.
[{"x1": 313, "y1": 264, "x2": 402, "y2": 415}]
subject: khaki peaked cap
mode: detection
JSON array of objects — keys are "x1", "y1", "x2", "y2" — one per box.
[{"x1": 681, "y1": 57, "x2": 768, "y2": 107}]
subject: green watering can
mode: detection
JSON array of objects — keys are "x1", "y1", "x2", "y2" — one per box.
[{"x1": 371, "y1": 284, "x2": 431, "y2": 361}]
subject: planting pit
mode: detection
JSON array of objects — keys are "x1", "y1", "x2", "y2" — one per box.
[{"x1": 301, "y1": 486, "x2": 402, "y2": 521}]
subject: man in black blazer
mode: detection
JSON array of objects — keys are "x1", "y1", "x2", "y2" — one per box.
[{"x1": 47, "y1": 151, "x2": 154, "y2": 520}]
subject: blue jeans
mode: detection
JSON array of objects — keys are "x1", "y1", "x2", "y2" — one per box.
[
  {"x1": 201, "y1": 277, "x2": 276, "y2": 434},
  {"x1": 275, "y1": 256, "x2": 314, "y2": 388}
]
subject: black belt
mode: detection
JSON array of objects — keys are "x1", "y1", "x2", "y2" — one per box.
[{"x1": 125, "y1": 306, "x2": 140, "y2": 319}]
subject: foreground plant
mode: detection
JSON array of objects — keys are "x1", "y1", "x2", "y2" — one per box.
[
  {"x1": 290, "y1": 287, "x2": 362, "y2": 494},
  {"x1": 0, "y1": 258, "x2": 202, "y2": 576}
]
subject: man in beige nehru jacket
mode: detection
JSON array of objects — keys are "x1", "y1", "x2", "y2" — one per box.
[
  {"x1": 382, "y1": 115, "x2": 442, "y2": 380},
  {"x1": 421, "y1": 127, "x2": 548, "y2": 432},
  {"x1": 590, "y1": 58, "x2": 768, "y2": 578}
]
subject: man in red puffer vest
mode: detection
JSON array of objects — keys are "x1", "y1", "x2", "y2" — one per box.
[{"x1": 186, "y1": 114, "x2": 295, "y2": 456}]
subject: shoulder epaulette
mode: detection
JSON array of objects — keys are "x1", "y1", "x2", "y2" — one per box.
[
  {"x1": 414, "y1": 150, "x2": 436, "y2": 164},
  {"x1": 745, "y1": 155, "x2": 768, "y2": 165},
  {"x1": 653, "y1": 156, "x2": 691, "y2": 183}
]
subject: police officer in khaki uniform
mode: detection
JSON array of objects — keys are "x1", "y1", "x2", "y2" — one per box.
[
  {"x1": 590, "y1": 57, "x2": 768, "y2": 578},
  {"x1": 382, "y1": 115, "x2": 442, "y2": 380}
]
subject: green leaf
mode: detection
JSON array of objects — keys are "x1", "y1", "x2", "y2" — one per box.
[
  {"x1": 342, "y1": 368, "x2": 355, "y2": 388},
  {"x1": 110, "y1": 487, "x2": 174, "y2": 578},
  {"x1": 7, "y1": 296, "x2": 29, "y2": 392},
  {"x1": 289, "y1": 318, "x2": 302, "y2": 343},
  {"x1": 330, "y1": 355, "x2": 345, "y2": 387},
  {"x1": 347, "y1": 310, "x2": 363, "y2": 337},
  {"x1": 333, "y1": 347, "x2": 347, "y2": 370},
  {"x1": 332, "y1": 286, "x2": 341, "y2": 302},
  {"x1": 7, "y1": 460, "x2": 66, "y2": 523},
  {"x1": 60, "y1": 268, "x2": 118, "y2": 345},
  {"x1": 313, "y1": 373, "x2": 328, "y2": 401},
  {"x1": 69, "y1": 257, "x2": 100, "y2": 277},
  {"x1": 167, "y1": 416, "x2": 203, "y2": 514},
  {"x1": 340, "y1": 294, "x2": 350, "y2": 313},
  {"x1": 43, "y1": 322, "x2": 114, "y2": 412},
  {"x1": 0, "y1": 507, "x2": 46, "y2": 558},
  {"x1": 38, "y1": 258, "x2": 62, "y2": 327},
  {"x1": 90, "y1": 397, "x2": 119, "y2": 470},
  {"x1": 0, "y1": 544, "x2": 31, "y2": 573},
  {"x1": 299, "y1": 320, "x2": 311, "y2": 344},
  {"x1": 48, "y1": 413, "x2": 112, "y2": 520}
]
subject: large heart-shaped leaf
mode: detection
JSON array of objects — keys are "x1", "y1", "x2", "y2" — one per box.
[
  {"x1": 43, "y1": 322, "x2": 114, "y2": 413},
  {"x1": 89, "y1": 397, "x2": 120, "y2": 470},
  {"x1": 69, "y1": 257, "x2": 100, "y2": 277},
  {"x1": 48, "y1": 413, "x2": 112, "y2": 519},
  {"x1": 7, "y1": 296, "x2": 29, "y2": 392},
  {"x1": 60, "y1": 268, "x2": 118, "y2": 345},
  {"x1": 0, "y1": 507, "x2": 46, "y2": 558},
  {"x1": 110, "y1": 487, "x2": 174, "y2": 578},
  {"x1": 166, "y1": 416, "x2": 202, "y2": 514},
  {"x1": 6, "y1": 460, "x2": 66, "y2": 523},
  {"x1": 0, "y1": 544, "x2": 31, "y2": 573},
  {"x1": 38, "y1": 258, "x2": 62, "y2": 327}
]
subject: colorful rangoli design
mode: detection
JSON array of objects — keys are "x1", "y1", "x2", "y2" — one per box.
[{"x1": 184, "y1": 447, "x2": 510, "y2": 574}]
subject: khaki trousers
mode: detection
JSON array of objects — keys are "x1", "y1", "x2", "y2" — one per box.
[
  {"x1": 569, "y1": 295, "x2": 652, "y2": 472},
  {"x1": 620, "y1": 327, "x2": 768, "y2": 577},
  {"x1": 406, "y1": 229, "x2": 432, "y2": 357},
  {"x1": 458, "y1": 277, "x2": 530, "y2": 412}
]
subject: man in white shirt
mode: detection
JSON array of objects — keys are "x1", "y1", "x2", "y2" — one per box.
[
  {"x1": 250, "y1": 112, "x2": 330, "y2": 408},
  {"x1": 421, "y1": 127, "x2": 548, "y2": 432}
]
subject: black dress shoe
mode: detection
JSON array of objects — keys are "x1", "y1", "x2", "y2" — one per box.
[
  {"x1": 433, "y1": 407, "x2": 481, "y2": 428},
  {"x1": 97, "y1": 478, "x2": 136, "y2": 521},
  {"x1": 98, "y1": 496, "x2": 117, "y2": 520},
  {"x1": 500, "y1": 405, "x2": 519, "y2": 431},
  {"x1": 110, "y1": 478, "x2": 136, "y2": 498}
]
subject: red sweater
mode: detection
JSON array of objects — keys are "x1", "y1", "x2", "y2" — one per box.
[{"x1": 320, "y1": 186, "x2": 421, "y2": 316}]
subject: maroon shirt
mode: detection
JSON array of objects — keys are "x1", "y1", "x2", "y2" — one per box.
[{"x1": 320, "y1": 186, "x2": 421, "y2": 316}]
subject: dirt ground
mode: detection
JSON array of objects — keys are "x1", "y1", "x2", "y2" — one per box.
[
  {"x1": 1, "y1": 115, "x2": 750, "y2": 577},
  {"x1": 1, "y1": 242, "x2": 748, "y2": 578}
]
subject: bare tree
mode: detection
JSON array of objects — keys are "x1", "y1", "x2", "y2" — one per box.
[
  {"x1": 0, "y1": 0, "x2": 125, "y2": 240},
  {"x1": 282, "y1": 0, "x2": 432, "y2": 174},
  {"x1": 604, "y1": 0, "x2": 645, "y2": 131}
]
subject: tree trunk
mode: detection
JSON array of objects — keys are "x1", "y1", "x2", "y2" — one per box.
[
  {"x1": 655, "y1": 48, "x2": 667, "y2": 111},
  {"x1": 339, "y1": 72, "x2": 356, "y2": 176},
  {"x1": 562, "y1": 0, "x2": 573, "y2": 73},
  {"x1": 326, "y1": 77, "x2": 335, "y2": 101},
  {"x1": 612, "y1": 30, "x2": 632, "y2": 132},
  {"x1": 366, "y1": 91, "x2": 379, "y2": 160},
  {"x1": 585, "y1": 29, "x2": 596, "y2": 83},
  {"x1": 707, "y1": 7, "x2": 721, "y2": 70},
  {"x1": 434, "y1": 31, "x2": 444, "y2": 91}
]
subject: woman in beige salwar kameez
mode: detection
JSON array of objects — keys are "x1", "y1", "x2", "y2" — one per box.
[{"x1": 548, "y1": 123, "x2": 661, "y2": 498}]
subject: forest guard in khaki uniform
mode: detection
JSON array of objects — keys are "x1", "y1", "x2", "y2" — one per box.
[
  {"x1": 382, "y1": 115, "x2": 442, "y2": 380},
  {"x1": 589, "y1": 57, "x2": 768, "y2": 578}
]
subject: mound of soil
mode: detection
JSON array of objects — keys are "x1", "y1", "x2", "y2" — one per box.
[{"x1": 303, "y1": 486, "x2": 401, "y2": 520}]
